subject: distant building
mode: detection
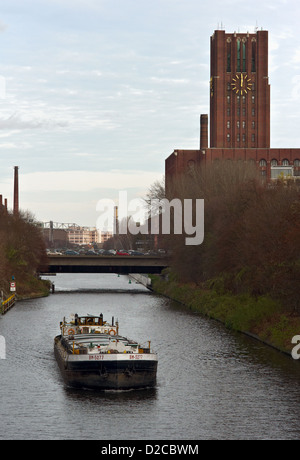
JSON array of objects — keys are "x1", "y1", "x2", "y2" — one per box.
[
  {"x1": 99, "y1": 230, "x2": 113, "y2": 244},
  {"x1": 166, "y1": 29, "x2": 300, "y2": 190},
  {"x1": 0, "y1": 195, "x2": 7, "y2": 213},
  {"x1": 41, "y1": 222, "x2": 100, "y2": 247},
  {"x1": 65, "y1": 225, "x2": 99, "y2": 246}
]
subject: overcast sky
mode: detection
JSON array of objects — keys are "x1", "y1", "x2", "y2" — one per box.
[{"x1": 0, "y1": 0, "x2": 300, "y2": 227}]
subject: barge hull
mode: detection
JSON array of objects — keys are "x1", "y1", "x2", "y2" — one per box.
[{"x1": 54, "y1": 337, "x2": 157, "y2": 390}]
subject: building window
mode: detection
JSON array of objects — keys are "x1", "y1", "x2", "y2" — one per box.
[
  {"x1": 227, "y1": 108, "x2": 231, "y2": 116},
  {"x1": 237, "y1": 39, "x2": 241, "y2": 72},
  {"x1": 227, "y1": 40, "x2": 231, "y2": 73},
  {"x1": 237, "y1": 121, "x2": 240, "y2": 129},
  {"x1": 251, "y1": 134, "x2": 255, "y2": 142},
  {"x1": 259, "y1": 159, "x2": 267, "y2": 167},
  {"x1": 227, "y1": 95, "x2": 231, "y2": 104},
  {"x1": 243, "y1": 107, "x2": 246, "y2": 116},
  {"x1": 252, "y1": 121, "x2": 255, "y2": 129},
  {"x1": 252, "y1": 95, "x2": 255, "y2": 104},
  {"x1": 242, "y1": 121, "x2": 246, "y2": 129},
  {"x1": 227, "y1": 121, "x2": 231, "y2": 129},
  {"x1": 242, "y1": 95, "x2": 246, "y2": 104},
  {"x1": 271, "y1": 159, "x2": 278, "y2": 166},
  {"x1": 237, "y1": 134, "x2": 240, "y2": 142},
  {"x1": 252, "y1": 108, "x2": 255, "y2": 116},
  {"x1": 242, "y1": 41, "x2": 246, "y2": 72},
  {"x1": 251, "y1": 39, "x2": 256, "y2": 72},
  {"x1": 227, "y1": 134, "x2": 230, "y2": 142},
  {"x1": 271, "y1": 166, "x2": 293, "y2": 179},
  {"x1": 242, "y1": 133, "x2": 246, "y2": 142},
  {"x1": 282, "y1": 159, "x2": 289, "y2": 166},
  {"x1": 294, "y1": 159, "x2": 300, "y2": 166}
]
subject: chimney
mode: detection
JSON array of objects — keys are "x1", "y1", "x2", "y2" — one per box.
[
  {"x1": 13, "y1": 166, "x2": 19, "y2": 216},
  {"x1": 200, "y1": 114, "x2": 208, "y2": 151}
]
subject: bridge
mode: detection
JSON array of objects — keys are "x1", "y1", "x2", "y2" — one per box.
[{"x1": 42, "y1": 255, "x2": 169, "y2": 275}]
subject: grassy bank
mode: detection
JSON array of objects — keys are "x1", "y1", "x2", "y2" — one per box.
[
  {"x1": 1, "y1": 275, "x2": 50, "y2": 302},
  {"x1": 151, "y1": 272, "x2": 300, "y2": 357},
  {"x1": 15, "y1": 276, "x2": 51, "y2": 300},
  {"x1": 0, "y1": 210, "x2": 50, "y2": 302}
]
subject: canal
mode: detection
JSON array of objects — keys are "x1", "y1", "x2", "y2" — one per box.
[{"x1": 0, "y1": 273, "x2": 299, "y2": 440}]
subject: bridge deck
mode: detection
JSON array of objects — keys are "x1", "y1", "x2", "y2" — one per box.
[{"x1": 43, "y1": 255, "x2": 168, "y2": 274}]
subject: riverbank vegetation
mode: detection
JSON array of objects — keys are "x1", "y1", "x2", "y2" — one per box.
[
  {"x1": 0, "y1": 210, "x2": 49, "y2": 299},
  {"x1": 149, "y1": 162, "x2": 300, "y2": 354},
  {"x1": 151, "y1": 271, "x2": 300, "y2": 354}
]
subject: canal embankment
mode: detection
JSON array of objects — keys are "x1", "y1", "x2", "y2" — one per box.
[
  {"x1": 129, "y1": 274, "x2": 152, "y2": 289},
  {"x1": 150, "y1": 272, "x2": 300, "y2": 358}
]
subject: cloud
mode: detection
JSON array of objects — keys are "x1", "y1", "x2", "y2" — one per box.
[
  {"x1": 19, "y1": 170, "x2": 162, "y2": 193},
  {"x1": 0, "y1": 113, "x2": 69, "y2": 130}
]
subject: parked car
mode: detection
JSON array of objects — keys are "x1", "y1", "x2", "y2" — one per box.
[
  {"x1": 65, "y1": 250, "x2": 79, "y2": 255},
  {"x1": 116, "y1": 250, "x2": 130, "y2": 255},
  {"x1": 128, "y1": 250, "x2": 144, "y2": 256},
  {"x1": 144, "y1": 251, "x2": 158, "y2": 256},
  {"x1": 85, "y1": 250, "x2": 98, "y2": 255},
  {"x1": 100, "y1": 250, "x2": 115, "y2": 255}
]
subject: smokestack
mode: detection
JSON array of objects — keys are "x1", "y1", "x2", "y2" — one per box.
[
  {"x1": 113, "y1": 206, "x2": 119, "y2": 235},
  {"x1": 13, "y1": 166, "x2": 19, "y2": 216},
  {"x1": 200, "y1": 114, "x2": 208, "y2": 151}
]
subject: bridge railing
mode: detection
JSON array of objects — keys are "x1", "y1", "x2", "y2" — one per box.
[{"x1": 1, "y1": 294, "x2": 16, "y2": 315}]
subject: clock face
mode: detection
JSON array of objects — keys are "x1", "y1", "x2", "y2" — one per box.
[{"x1": 231, "y1": 74, "x2": 252, "y2": 95}]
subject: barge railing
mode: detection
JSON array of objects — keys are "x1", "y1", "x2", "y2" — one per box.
[{"x1": 1, "y1": 294, "x2": 16, "y2": 315}]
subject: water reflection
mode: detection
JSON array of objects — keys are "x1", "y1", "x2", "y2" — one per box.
[
  {"x1": 65, "y1": 386, "x2": 158, "y2": 403},
  {"x1": 1, "y1": 274, "x2": 300, "y2": 440}
]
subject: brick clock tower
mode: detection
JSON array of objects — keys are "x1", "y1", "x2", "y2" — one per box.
[
  {"x1": 165, "y1": 28, "x2": 300, "y2": 188},
  {"x1": 210, "y1": 29, "x2": 270, "y2": 149}
]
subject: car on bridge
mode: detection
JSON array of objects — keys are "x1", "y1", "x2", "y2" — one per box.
[
  {"x1": 65, "y1": 250, "x2": 80, "y2": 255},
  {"x1": 98, "y1": 250, "x2": 115, "y2": 256},
  {"x1": 128, "y1": 250, "x2": 144, "y2": 256}
]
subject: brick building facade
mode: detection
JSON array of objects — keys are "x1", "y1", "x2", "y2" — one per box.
[{"x1": 166, "y1": 29, "x2": 300, "y2": 189}]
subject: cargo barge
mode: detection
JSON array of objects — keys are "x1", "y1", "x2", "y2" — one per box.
[{"x1": 54, "y1": 313, "x2": 158, "y2": 390}]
